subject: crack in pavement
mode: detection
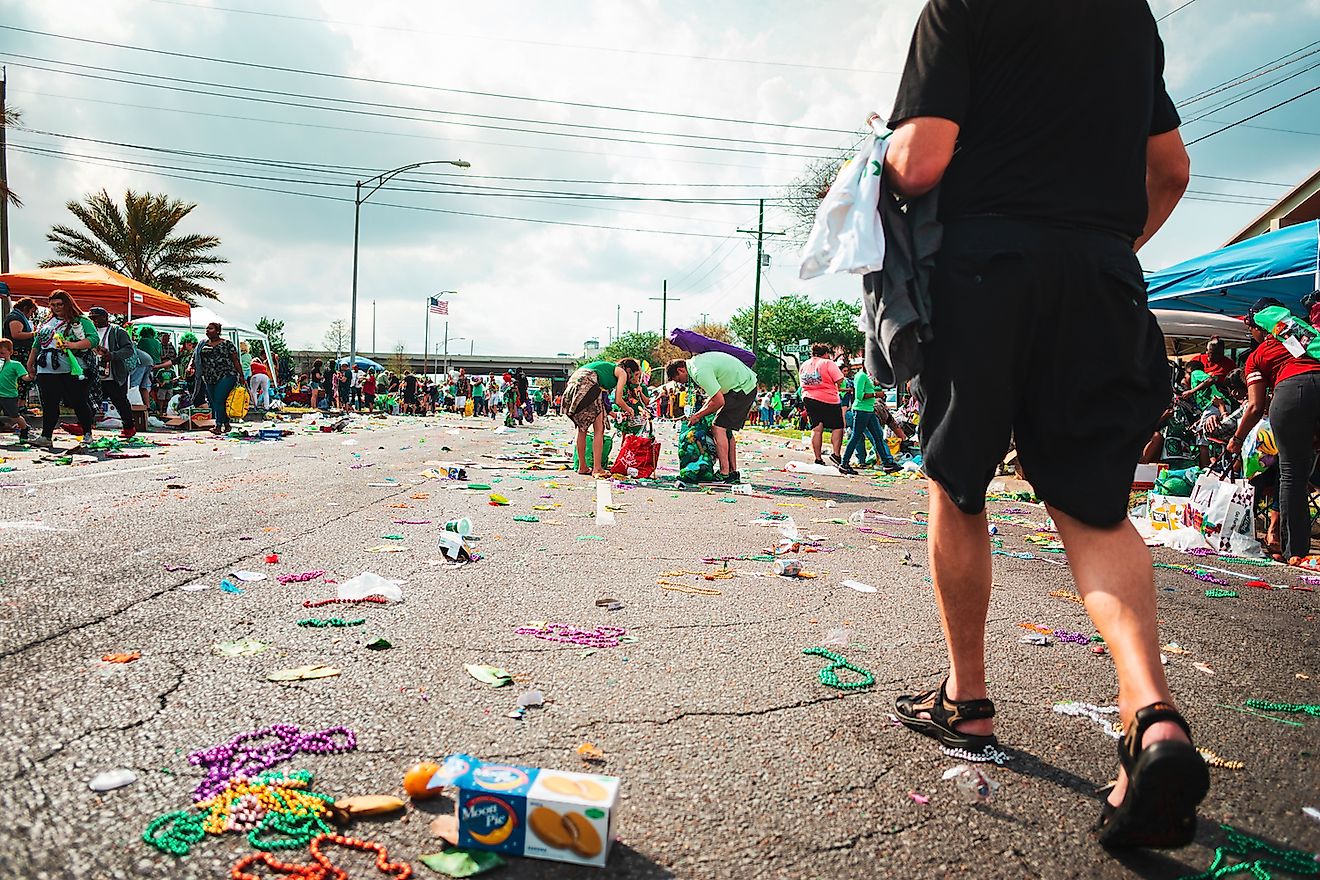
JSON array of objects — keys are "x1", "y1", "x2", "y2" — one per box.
[
  {"x1": 2, "y1": 658, "x2": 187, "y2": 788},
  {"x1": 572, "y1": 693, "x2": 869, "y2": 729}
]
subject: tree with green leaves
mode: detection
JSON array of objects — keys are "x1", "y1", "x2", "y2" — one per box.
[
  {"x1": 255, "y1": 317, "x2": 290, "y2": 360},
  {"x1": 40, "y1": 189, "x2": 227, "y2": 304},
  {"x1": 595, "y1": 331, "x2": 662, "y2": 371},
  {"x1": 729, "y1": 295, "x2": 864, "y2": 387}
]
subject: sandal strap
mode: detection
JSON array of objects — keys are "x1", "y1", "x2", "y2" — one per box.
[
  {"x1": 1117, "y1": 701, "x2": 1193, "y2": 772},
  {"x1": 940, "y1": 679, "x2": 996, "y2": 723}
]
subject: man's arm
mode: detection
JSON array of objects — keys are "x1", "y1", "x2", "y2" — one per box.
[
  {"x1": 884, "y1": 117, "x2": 959, "y2": 197},
  {"x1": 1134, "y1": 129, "x2": 1189, "y2": 253},
  {"x1": 687, "y1": 390, "x2": 724, "y2": 425}
]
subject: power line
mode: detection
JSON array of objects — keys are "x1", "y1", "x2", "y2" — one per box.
[
  {"x1": 0, "y1": 55, "x2": 845, "y2": 160},
  {"x1": 1190, "y1": 173, "x2": 1293, "y2": 187},
  {"x1": 143, "y1": 0, "x2": 901, "y2": 77},
  {"x1": 1180, "y1": 58, "x2": 1320, "y2": 126},
  {"x1": 1185, "y1": 84, "x2": 1320, "y2": 146},
  {"x1": 0, "y1": 25, "x2": 855, "y2": 135},
  {"x1": 1158, "y1": 0, "x2": 1200, "y2": 22},
  {"x1": 10, "y1": 143, "x2": 738, "y2": 239},
  {"x1": 1176, "y1": 41, "x2": 1320, "y2": 108}
]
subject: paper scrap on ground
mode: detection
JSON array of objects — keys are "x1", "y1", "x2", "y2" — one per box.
[
  {"x1": 840, "y1": 579, "x2": 877, "y2": 593},
  {"x1": 337, "y1": 571, "x2": 403, "y2": 603},
  {"x1": 233, "y1": 571, "x2": 267, "y2": 582},
  {"x1": 418, "y1": 848, "x2": 505, "y2": 877},
  {"x1": 266, "y1": 664, "x2": 341, "y2": 681},
  {"x1": 595, "y1": 480, "x2": 616, "y2": 526},
  {"x1": 213, "y1": 638, "x2": 268, "y2": 657},
  {"x1": 88, "y1": 769, "x2": 137, "y2": 792},
  {"x1": 465, "y1": 664, "x2": 513, "y2": 687}
]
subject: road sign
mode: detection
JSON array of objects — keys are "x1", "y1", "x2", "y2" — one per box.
[{"x1": 782, "y1": 344, "x2": 809, "y2": 355}]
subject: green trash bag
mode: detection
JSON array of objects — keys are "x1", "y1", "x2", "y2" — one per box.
[
  {"x1": 1154, "y1": 465, "x2": 1200, "y2": 498},
  {"x1": 677, "y1": 414, "x2": 720, "y2": 483},
  {"x1": 572, "y1": 432, "x2": 614, "y2": 470}
]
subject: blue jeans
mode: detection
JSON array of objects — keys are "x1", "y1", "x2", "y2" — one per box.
[
  {"x1": 204, "y1": 375, "x2": 237, "y2": 430},
  {"x1": 843, "y1": 410, "x2": 894, "y2": 468}
]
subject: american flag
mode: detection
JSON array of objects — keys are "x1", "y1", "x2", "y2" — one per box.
[{"x1": 428, "y1": 296, "x2": 449, "y2": 315}]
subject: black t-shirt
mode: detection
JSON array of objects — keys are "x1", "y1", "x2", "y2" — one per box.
[
  {"x1": 889, "y1": 0, "x2": 1180, "y2": 240},
  {"x1": 404, "y1": 375, "x2": 418, "y2": 395},
  {"x1": 4, "y1": 309, "x2": 32, "y2": 359}
]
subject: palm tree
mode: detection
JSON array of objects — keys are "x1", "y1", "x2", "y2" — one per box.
[
  {"x1": 2, "y1": 106, "x2": 22, "y2": 208},
  {"x1": 40, "y1": 189, "x2": 227, "y2": 304}
]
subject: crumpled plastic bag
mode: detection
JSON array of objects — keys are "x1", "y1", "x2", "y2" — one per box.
[
  {"x1": 337, "y1": 571, "x2": 403, "y2": 603},
  {"x1": 799, "y1": 127, "x2": 888, "y2": 280},
  {"x1": 418, "y1": 848, "x2": 505, "y2": 877}
]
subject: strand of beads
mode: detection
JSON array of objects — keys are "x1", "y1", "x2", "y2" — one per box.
[
  {"x1": 302, "y1": 596, "x2": 388, "y2": 608},
  {"x1": 1052, "y1": 702, "x2": 1122, "y2": 739},
  {"x1": 277, "y1": 570, "x2": 328, "y2": 584},
  {"x1": 1203, "y1": 588, "x2": 1238, "y2": 598},
  {"x1": 802, "y1": 647, "x2": 874, "y2": 690},
  {"x1": 188, "y1": 724, "x2": 357, "y2": 802},
  {"x1": 230, "y1": 832, "x2": 413, "y2": 880},
  {"x1": 144, "y1": 770, "x2": 335, "y2": 857},
  {"x1": 1244, "y1": 699, "x2": 1320, "y2": 717},
  {"x1": 296, "y1": 618, "x2": 366, "y2": 628},
  {"x1": 514, "y1": 623, "x2": 626, "y2": 648},
  {"x1": 1196, "y1": 748, "x2": 1245, "y2": 770}
]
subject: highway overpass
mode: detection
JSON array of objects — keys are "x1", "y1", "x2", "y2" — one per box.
[{"x1": 287, "y1": 350, "x2": 579, "y2": 382}]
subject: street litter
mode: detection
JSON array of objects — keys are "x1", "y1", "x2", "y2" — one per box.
[
  {"x1": 428, "y1": 753, "x2": 619, "y2": 867},
  {"x1": 802, "y1": 647, "x2": 874, "y2": 689},
  {"x1": 337, "y1": 571, "x2": 404, "y2": 603},
  {"x1": 942, "y1": 764, "x2": 1000, "y2": 802},
  {"x1": 465, "y1": 664, "x2": 513, "y2": 687},
  {"x1": 89, "y1": 769, "x2": 137, "y2": 792},
  {"x1": 265, "y1": 664, "x2": 342, "y2": 682},
  {"x1": 213, "y1": 638, "x2": 268, "y2": 657},
  {"x1": 840, "y1": 579, "x2": 876, "y2": 593},
  {"x1": 516, "y1": 623, "x2": 626, "y2": 648}
]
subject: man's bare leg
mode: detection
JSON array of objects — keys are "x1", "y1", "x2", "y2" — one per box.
[
  {"x1": 925, "y1": 481, "x2": 994, "y2": 737},
  {"x1": 1048, "y1": 506, "x2": 1189, "y2": 807},
  {"x1": 712, "y1": 426, "x2": 731, "y2": 475},
  {"x1": 811, "y1": 425, "x2": 824, "y2": 460}
]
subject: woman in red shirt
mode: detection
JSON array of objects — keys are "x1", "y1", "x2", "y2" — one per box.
[
  {"x1": 1227, "y1": 297, "x2": 1320, "y2": 563},
  {"x1": 362, "y1": 370, "x2": 377, "y2": 411}
]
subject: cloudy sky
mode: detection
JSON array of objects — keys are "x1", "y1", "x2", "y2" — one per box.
[{"x1": 2, "y1": 0, "x2": 1318, "y2": 356}]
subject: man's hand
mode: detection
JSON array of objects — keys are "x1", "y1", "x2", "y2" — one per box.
[
  {"x1": 686, "y1": 414, "x2": 701, "y2": 427},
  {"x1": 1226, "y1": 435, "x2": 1243, "y2": 456}
]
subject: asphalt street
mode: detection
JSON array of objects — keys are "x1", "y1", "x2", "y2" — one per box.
[{"x1": 0, "y1": 413, "x2": 1315, "y2": 879}]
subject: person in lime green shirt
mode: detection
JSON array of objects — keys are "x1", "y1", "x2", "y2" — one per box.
[
  {"x1": 842, "y1": 364, "x2": 902, "y2": 473},
  {"x1": 666, "y1": 352, "x2": 757, "y2": 482},
  {"x1": 0, "y1": 338, "x2": 31, "y2": 440}
]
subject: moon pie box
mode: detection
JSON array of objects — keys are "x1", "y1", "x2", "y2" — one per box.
[{"x1": 434, "y1": 754, "x2": 620, "y2": 867}]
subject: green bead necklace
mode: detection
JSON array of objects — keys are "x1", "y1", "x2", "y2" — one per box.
[
  {"x1": 296, "y1": 617, "x2": 366, "y2": 628},
  {"x1": 1203, "y1": 589, "x2": 1238, "y2": 598},
  {"x1": 1179, "y1": 823, "x2": 1319, "y2": 879},
  {"x1": 1244, "y1": 698, "x2": 1320, "y2": 717},
  {"x1": 802, "y1": 648, "x2": 875, "y2": 690}
]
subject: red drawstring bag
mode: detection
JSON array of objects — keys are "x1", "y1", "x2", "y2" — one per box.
[{"x1": 610, "y1": 434, "x2": 661, "y2": 478}]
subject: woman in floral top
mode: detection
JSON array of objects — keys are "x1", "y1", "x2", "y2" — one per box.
[
  {"x1": 25, "y1": 289, "x2": 97, "y2": 449},
  {"x1": 191, "y1": 322, "x2": 242, "y2": 434}
]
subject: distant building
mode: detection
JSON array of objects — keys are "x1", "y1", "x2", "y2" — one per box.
[
  {"x1": 582, "y1": 338, "x2": 601, "y2": 359},
  {"x1": 1225, "y1": 164, "x2": 1320, "y2": 245}
]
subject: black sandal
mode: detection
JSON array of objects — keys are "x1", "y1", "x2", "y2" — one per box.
[
  {"x1": 1094, "y1": 702, "x2": 1209, "y2": 849},
  {"x1": 894, "y1": 678, "x2": 998, "y2": 751}
]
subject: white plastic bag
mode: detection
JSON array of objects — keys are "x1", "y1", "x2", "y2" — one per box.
[
  {"x1": 337, "y1": 571, "x2": 404, "y2": 603},
  {"x1": 798, "y1": 128, "x2": 888, "y2": 280}
]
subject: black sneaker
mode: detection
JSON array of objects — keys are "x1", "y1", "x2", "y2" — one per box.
[
  {"x1": 727, "y1": 471, "x2": 741, "y2": 484},
  {"x1": 839, "y1": 463, "x2": 858, "y2": 475},
  {"x1": 829, "y1": 452, "x2": 842, "y2": 466},
  {"x1": 884, "y1": 463, "x2": 902, "y2": 474},
  {"x1": 814, "y1": 458, "x2": 826, "y2": 466}
]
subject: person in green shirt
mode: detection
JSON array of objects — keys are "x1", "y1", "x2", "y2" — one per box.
[
  {"x1": 841, "y1": 364, "x2": 903, "y2": 473},
  {"x1": 0, "y1": 338, "x2": 31, "y2": 440},
  {"x1": 666, "y1": 351, "x2": 758, "y2": 483},
  {"x1": 564, "y1": 358, "x2": 639, "y2": 476}
]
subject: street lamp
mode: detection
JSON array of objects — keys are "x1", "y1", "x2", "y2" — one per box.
[
  {"x1": 350, "y1": 159, "x2": 471, "y2": 371},
  {"x1": 442, "y1": 335, "x2": 468, "y2": 376}
]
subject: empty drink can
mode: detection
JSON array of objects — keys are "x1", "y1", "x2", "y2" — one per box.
[{"x1": 774, "y1": 559, "x2": 802, "y2": 577}]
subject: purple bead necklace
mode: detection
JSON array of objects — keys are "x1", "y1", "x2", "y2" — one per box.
[
  {"x1": 187, "y1": 723, "x2": 356, "y2": 801},
  {"x1": 515, "y1": 623, "x2": 626, "y2": 648}
]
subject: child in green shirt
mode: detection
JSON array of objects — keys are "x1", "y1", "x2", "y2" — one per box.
[{"x1": 0, "y1": 338, "x2": 31, "y2": 441}]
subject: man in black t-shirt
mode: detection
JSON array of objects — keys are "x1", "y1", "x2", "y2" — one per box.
[{"x1": 883, "y1": 0, "x2": 1204, "y2": 850}]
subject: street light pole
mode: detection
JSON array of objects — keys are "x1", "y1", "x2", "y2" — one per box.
[
  {"x1": 350, "y1": 158, "x2": 470, "y2": 372},
  {"x1": 634, "y1": 310, "x2": 642, "y2": 334}
]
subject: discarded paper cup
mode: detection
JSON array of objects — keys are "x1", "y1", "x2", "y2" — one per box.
[
  {"x1": 447, "y1": 466, "x2": 467, "y2": 480},
  {"x1": 774, "y1": 559, "x2": 803, "y2": 577},
  {"x1": 444, "y1": 517, "x2": 473, "y2": 536}
]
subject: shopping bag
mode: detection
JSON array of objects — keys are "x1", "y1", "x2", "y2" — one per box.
[
  {"x1": 226, "y1": 384, "x2": 251, "y2": 419},
  {"x1": 1176, "y1": 465, "x2": 1261, "y2": 556},
  {"x1": 1242, "y1": 418, "x2": 1277, "y2": 480},
  {"x1": 464, "y1": 399, "x2": 475, "y2": 417},
  {"x1": 127, "y1": 386, "x2": 144, "y2": 407},
  {"x1": 798, "y1": 122, "x2": 888, "y2": 280},
  {"x1": 677, "y1": 415, "x2": 721, "y2": 483},
  {"x1": 611, "y1": 433, "x2": 661, "y2": 478},
  {"x1": 572, "y1": 432, "x2": 614, "y2": 470}
]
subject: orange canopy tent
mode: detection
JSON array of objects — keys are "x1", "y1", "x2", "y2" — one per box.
[{"x1": 0, "y1": 264, "x2": 191, "y2": 319}]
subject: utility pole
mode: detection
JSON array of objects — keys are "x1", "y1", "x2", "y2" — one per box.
[
  {"x1": 633, "y1": 310, "x2": 642, "y2": 334},
  {"x1": 737, "y1": 199, "x2": 784, "y2": 357},
  {"x1": 0, "y1": 70, "x2": 10, "y2": 319},
  {"x1": 649, "y1": 279, "x2": 681, "y2": 340},
  {"x1": 699, "y1": 313, "x2": 709, "y2": 325},
  {"x1": 371, "y1": 300, "x2": 376, "y2": 355},
  {"x1": 616, "y1": 303, "x2": 621, "y2": 340}
]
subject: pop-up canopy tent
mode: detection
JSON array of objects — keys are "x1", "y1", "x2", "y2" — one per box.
[
  {"x1": 0, "y1": 264, "x2": 191, "y2": 319},
  {"x1": 1145, "y1": 220, "x2": 1320, "y2": 317}
]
